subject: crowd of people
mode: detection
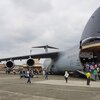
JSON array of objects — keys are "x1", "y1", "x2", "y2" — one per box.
[
  {"x1": 84, "y1": 62, "x2": 100, "y2": 81},
  {"x1": 6, "y1": 69, "x2": 16, "y2": 75},
  {"x1": 5, "y1": 63, "x2": 100, "y2": 85},
  {"x1": 19, "y1": 68, "x2": 49, "y2": 83}
]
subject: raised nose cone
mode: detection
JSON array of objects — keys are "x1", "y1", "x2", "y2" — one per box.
[
  {"x1": 81, "y1": 7, "x2": 100, "y2": 41},
  {"x1": 80, "y1": 8, "x2": 100, "y2": 71}
]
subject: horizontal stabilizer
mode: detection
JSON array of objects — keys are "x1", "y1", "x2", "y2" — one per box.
[{"x1": 32, "y1": 45, "x2": 58, "y2": 49}]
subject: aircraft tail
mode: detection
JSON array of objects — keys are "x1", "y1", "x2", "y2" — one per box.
[{"x1": 32, "y1": 45, "x2": 58, "y2": 53}]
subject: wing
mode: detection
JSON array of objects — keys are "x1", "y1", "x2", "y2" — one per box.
[{"x1": 0, "y1": 52, "x2": 59, "y2": 62}]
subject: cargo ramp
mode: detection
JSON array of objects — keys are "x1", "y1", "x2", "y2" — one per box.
[{"x1": 76, "y1": 70, "x2": 95, "y2": 81}]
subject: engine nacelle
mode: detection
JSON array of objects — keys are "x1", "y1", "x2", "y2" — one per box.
[
  {"x1": 6, "y1": 60, "x2": 14, "y2": 69},
  {"x1": 26, "y1": 58, "x2": 35, "y2": 67}
]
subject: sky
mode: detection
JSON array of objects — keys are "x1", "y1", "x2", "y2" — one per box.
[{"x1": 0, "y1": 0, "x2": 100, "y2": 64}]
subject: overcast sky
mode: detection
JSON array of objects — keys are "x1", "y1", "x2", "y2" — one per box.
[{"x1": 0, "y1": 0, "x2": 100, "y2": 64}]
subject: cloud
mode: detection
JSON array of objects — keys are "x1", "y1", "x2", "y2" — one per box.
[
  {"x1": 0, "y1": 0, "x2": 99, "y2": 65},
  {"x1": 12, "y1": 0, "x2": 52, "y2": 13}
]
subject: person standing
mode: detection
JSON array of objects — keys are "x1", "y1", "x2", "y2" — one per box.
[
  {"x1": 13, "y1": 69, "x2": 16, "y2": 75},
  {"x1": 43, "y1": 70, "x2": 45, "y2": 76},
  {"x1": 86, "y1": 71, "x2": 91, "y2": 85},
  {"x1": 20, "y1": 70, "x2": 23, "y2": 79},
  {"x1": 27, "y1": 69, "x2": 31, "y2": 83},
  {"x1": 97, "y1": 67, "x2": 99, "y2": 79},
  {"x1": 86, "y1": 63, "x2": 89, "y2": 72},
  {"x1": 93, "y1": 64, "x2": 95, "y2": 69},
  {"x1": 90, "y1": 64, "x2": 93, "y2": 74},
  {"x1": 98, "y1": 70, "x2": 100, "y2": 80},
  {"x1": 94, "y1": 68, "x2": 97, "y2": 81},
  {"x1": 95, "y1": 64, "x2": 97, "y2": 68},
  {"x1": 45, "y1": 70, "x2": 48, "y2": 79},
  {"x1": 64, "y1": 71, "x2": 69, "y2": 83}
]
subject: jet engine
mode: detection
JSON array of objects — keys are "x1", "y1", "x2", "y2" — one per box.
[
  {"x1": 6, "y1": 60, "x2": 14, "y2": 69},
  {"x1": 26, "y1": 58, "x2": 35, "y2": 67}
]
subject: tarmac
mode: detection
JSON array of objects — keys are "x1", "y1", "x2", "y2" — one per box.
[{"x1": 0, "y1": 74, "x2": 100, "y2": 100}]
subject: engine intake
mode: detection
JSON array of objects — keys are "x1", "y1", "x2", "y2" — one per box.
[
  {"x1": 26, "y1": 58, "x2": 34, "y2": 66},
  {"x1": 6, "y1": 61, "x2": 14, "y2": 69}
]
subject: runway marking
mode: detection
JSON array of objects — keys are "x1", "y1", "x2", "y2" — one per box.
[
  {"x1": 0, "y1": 90, "x2": 62, "y2": 100},
  {"x1": 33, "y1": 80, "x2": 100, "y2": 88}
]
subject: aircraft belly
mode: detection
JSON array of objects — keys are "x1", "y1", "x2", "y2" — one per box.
[{"x1": 53, "y1": 47, "x2": 82, "y2": 73}]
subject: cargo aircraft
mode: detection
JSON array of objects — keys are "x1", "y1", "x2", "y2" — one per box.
[{"x1": 0, "y1": 7, "x2": 100, "y2": 74}]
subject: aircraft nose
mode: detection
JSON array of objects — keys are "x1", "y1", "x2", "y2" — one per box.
[
  {"x1": 80, "y1": 7, "x2": 100, "y2": 50},
  {"x1": 81, "y1": 7, "x2": 100, "y2": 42}
]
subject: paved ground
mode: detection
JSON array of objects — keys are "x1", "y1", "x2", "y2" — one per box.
[{"x1": 0, "y1": 74, "x2": 100, "y2": 100}]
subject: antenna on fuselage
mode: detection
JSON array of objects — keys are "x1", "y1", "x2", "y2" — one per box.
[{"x1": 32, "y1": 45, "x2": 58, "y2": 53}]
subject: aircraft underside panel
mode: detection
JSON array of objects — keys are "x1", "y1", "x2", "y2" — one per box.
[{"x1": 52, "y1": 46, "x2": 82, "y2": 74}]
